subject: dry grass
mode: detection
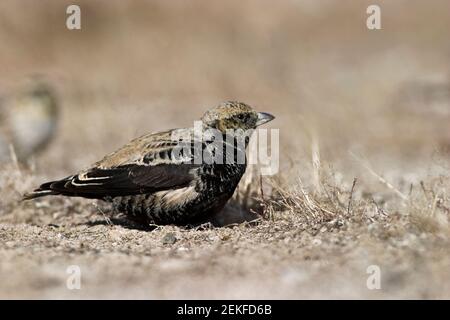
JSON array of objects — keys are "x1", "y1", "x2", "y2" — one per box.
[
  {"x1": 1, "y1": 0, "x2": 450, "y2": 299},
  {"x1": 1, "y1": 146, "x2": 449, "y2": 299}
]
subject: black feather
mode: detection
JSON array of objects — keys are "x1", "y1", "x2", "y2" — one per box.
[{"x1": 24, "y1": 163, "x2": 198, "y2": 200}]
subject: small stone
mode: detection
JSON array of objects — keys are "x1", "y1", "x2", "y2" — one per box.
[{"x1": 162, "y1": 232, "x2": 177, "y2": 245}]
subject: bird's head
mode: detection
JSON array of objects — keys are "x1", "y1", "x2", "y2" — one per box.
[
  {"x1": 27, "y1": 81, "x2": 58, "y2": 118},
  {"x1": 201, "y1": 101, "x2": 275, "y2": 132},
  {"x1": 14, "y1": 78, "x2": 58, "y2": 121}
]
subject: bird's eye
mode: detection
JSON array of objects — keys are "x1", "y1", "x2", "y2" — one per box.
[{"x1": 237, "y1": 114, "x2": 245, "y2": 120}]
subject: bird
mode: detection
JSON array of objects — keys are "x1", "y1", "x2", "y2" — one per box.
[
  {"x1": 24, "y1": 101, "x2": 275, "y2": 226},
  {"x1": 0, "y1": 79, "x2": 58, "y2": 162}
]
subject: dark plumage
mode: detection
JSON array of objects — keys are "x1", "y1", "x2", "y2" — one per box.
[{"x1": 24, "y1": 101, "x2": 275, "y2": 225}]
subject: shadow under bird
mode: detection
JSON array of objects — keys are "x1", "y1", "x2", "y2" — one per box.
[{"x1": 24, "y1": 101, "x2": 274, "y2": 226}]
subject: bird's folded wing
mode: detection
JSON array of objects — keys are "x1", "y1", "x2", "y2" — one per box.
[
  {"x1": 94, "y1": 129, "x2": 195, "y2": 168},
  {"x1": 27, "y1": 128, "x2": 203, "y2": 199},
  {"x1": 43, "y1": 163, "x2": 199, "y2": 198}
]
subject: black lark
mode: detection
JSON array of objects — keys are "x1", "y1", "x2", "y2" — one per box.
[
  {"x1": 24, "y1": 101, "x2": 274, "y2": 226},
  {"x1": 0, "y1": 80, "x2": 58, "y2": 162}
]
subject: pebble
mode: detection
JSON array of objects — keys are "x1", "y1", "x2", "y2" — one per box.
[{"x1": 162, "y1": 232, "x2": 177, "y2": 245}]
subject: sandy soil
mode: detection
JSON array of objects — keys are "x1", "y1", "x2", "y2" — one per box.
[{"x1": 1, "y1": 202, "x2": 449, "y2": 299}]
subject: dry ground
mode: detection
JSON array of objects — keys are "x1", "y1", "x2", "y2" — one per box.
[{"x1": 1, "y1": 0, "x2": 450, "y2": 299}]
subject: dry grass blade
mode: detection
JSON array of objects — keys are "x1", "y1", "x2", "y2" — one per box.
[
  {"x1": 347, "y1": 178, "x2": 357, "y2": 215},
  {"x1": 349, "y1": 151, "x2": 409, "y2": 201},
  {"x1": 311, "y1": 134, "x2": 321, "y2": 194}
]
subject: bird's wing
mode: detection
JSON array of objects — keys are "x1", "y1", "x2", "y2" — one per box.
[
  {"x1": 40, "y1": 162, "x2": 199, "y2": 198},
  {"x1": 94, "y1": 128, "x2": 195, "y2": 168},
  {"x1": 26, "y1": 128, "x2": 202, "y2": 199}
]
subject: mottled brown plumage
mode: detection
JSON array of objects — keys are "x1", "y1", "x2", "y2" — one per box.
[{"x1": 24, "y1": 101, "x2": 274, "y2": 226}]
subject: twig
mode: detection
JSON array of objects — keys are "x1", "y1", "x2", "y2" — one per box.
[
  {"x1": 408, "y1": 183, "x2": 414, "y2": 197},
  {"x1": 297, "y1": 176, "x2": 336, "y2": 218},
  {"x1": 92, "y1": 201, "x2": 112, "y2": 225},
  {"x1": 9, "y1": 144, "x2": 22, "y2": 177},
  {"x1": 259, "y1": 172, "x2": 265, "y2": 202},
  {"x1": 371, "y1": 196, "x2": 388, "y2": 217},
  {"x1": 347, "y1": 178, "x2": 357, "y2": 215},
  {"x1": 311, "y1": 135, "x2": 321, "y2": 193},
  {"x1": 419, "y1": 181, "x2": 430, "y2": 205}
]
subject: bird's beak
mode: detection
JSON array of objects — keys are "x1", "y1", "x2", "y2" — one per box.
[{"x1": 256, "y1": 112, "x2": 275, "y2": 126}]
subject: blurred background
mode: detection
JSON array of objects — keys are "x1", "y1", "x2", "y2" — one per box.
[
  {"x1": 0, "y1": 0, "x2": 449, "y2": 185},
  {"x1": 1, "y1": 0, "x2": 450, "y2": 300}
]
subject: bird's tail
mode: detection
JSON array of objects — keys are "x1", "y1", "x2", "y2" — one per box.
[{"x1": 22, "y1": 181, "x2": 61, "y2": 200}]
